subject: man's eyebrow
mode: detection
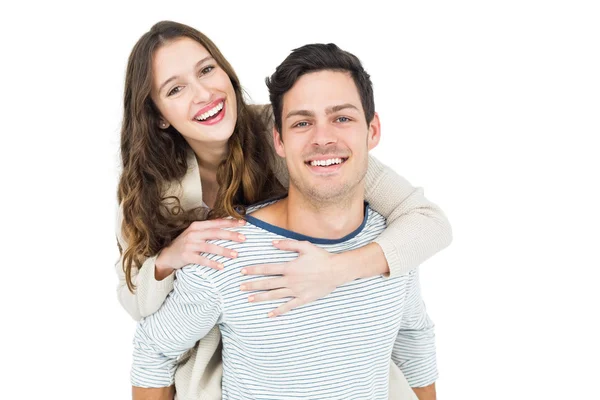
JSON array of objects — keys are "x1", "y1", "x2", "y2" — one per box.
[
  {"x1": 285, "y1": 104, "x2": 360, "y2": 120},
  {"x1": 285, "y1": 109, "x2": 315, "y2": 120},
  {"x1": 325, "y1": 103, "x2": 360, "y2": 114},
  {"x1": 158, "y1": 56, "x2": 214, "y2": 94}
]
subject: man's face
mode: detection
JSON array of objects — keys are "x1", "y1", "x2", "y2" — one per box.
[{"x1": 274, "y1": 70, "x2": 380, "y2": 204}]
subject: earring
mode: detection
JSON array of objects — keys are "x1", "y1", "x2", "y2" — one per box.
[{"x1": 161, "y1": 122, "x2": 167, "y2": 128}]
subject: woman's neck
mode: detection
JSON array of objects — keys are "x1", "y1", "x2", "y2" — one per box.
[
  {"x1": 187, "y1": 140, "x2": 228, "y2": 209},
  {"x1": 188, "y1": 139, "x2": 228, "y2": 171}
]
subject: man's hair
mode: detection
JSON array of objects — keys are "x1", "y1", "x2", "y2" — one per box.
[{"x1": 265, "y1": 43, "x2": 375, "y2": 134}]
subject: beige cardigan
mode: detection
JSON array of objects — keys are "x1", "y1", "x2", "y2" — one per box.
[{"x1": 116, "y1": 109, "x2": 451, "y2": 399}]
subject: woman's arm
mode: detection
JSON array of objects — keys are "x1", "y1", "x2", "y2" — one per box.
[
  {"x1": 362, "y1": 154, "x2": 452, "y2": 277},
  {"x1": 115, "y1": 207, "x2": 175, "y2": 321},
  {"x1": 114, "y1": 206, "x2": 247, "y2": 320},
  {"x1": 268, "y1": 147, "x2": 451, "y2": 279},
  {"x1": 246, "y1": 105, "x2": 452, "y2": 316}
]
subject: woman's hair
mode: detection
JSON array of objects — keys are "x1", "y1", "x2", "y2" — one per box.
[{"x1": 118, "y1": 21, "x2": 284, "y2": 292}]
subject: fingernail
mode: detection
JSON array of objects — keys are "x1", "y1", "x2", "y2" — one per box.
[
  {"x1": 231, "y1": 251, "x2": 238, "y2": 258},
  {"x1": 238, "y1": 219, "x2": 246, "y2": 225},
  {"x1": 248, "y1": 296, "x2": 254, "y2": 302},
  {"x1": 267, "y1": 312, "x2": 274, "y2": 318},
  {"x1": 238, "y1": 234, "x2": 246, "y2": 241},
  {"x1": 240, "y1": 284, "x2": 247, "y2": 291},
  {"x1": 273, "y1": 240, "x2": 279, "y2": 244},
  {"x1": 218, "y1": 264, "x2": 224, "y2": 270},
  {"x1": 241, "y1": 268, "x2": 247, "y2": 275}
]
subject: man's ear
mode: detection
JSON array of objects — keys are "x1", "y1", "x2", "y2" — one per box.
[
  {"x1": 273, "y1": 127, "x2": 286, "y2": 158},
  {"x1": 367, "y1": 112, "x2": 381, "y2": 150}
]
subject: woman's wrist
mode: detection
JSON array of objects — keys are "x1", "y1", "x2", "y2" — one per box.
[
  {"x1": 154, "y1": 251, "x2": 175, "y2": 281},
  {"x1": 332, "y1": 243, "x2": 390, "y2": 285},
  {"x1": 330, "y1": 252, "x2": 360, "y2": 286}
]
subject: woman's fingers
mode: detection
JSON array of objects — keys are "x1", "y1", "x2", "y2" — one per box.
[
  {"x1": 186, "y1": 254, "x2": 224, "y2": 270},
  {"x1": 188, "y1": 218, "x2": 245, "y2": 231},
  {"x1": 158, "y1": 219, "x2": 246, "y2": 271},
  {"x1": 186, "y1": 242, "x2": 238, "y2": 259},
  {"x1": 240, "y1": 277, "x2": 286, "y2": 292},
  {"x1": 268, "y1": 298, "x2": 304, "y2": 318},
  {"x1": 248, "y1": 288, "x2": 293, "y2": 303},
  {"x1": 241, "y1": 263, "x2": 286, "y2": 276},
  {"x1": 187, "y1": 228, "x2": 246, "y2": 243},
  {"x1": 237, "y1": 241, "x2": 339, "y2": 318},
  {"x1": 271, "y1": 239, "x2": 313, "y2": 254}
]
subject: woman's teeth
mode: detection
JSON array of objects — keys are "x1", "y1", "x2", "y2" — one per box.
[
  {"x1": 195, "y1": 101, "x2": 224, "y2": 121},
  {"x1": 310, "y1": 158, "x2": 344, "y2": 167}
]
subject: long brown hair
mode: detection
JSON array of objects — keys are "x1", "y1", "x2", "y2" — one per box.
[{"x1": 118, "y1": 21, "x2": 284, "y2": 292}]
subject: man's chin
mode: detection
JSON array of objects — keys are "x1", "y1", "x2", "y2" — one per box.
[{"x1": 305, "y1": 185, "x2": 348, "y2": 203}]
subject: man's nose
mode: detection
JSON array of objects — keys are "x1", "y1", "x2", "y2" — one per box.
[{"x1": 311, "y1": 123, "x2": 337, "y2": 146}]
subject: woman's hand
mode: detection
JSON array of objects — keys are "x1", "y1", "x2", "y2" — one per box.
[
  {"x1": 239, "y1": 240, "x2": 348, "y2": 318},
  {"x1": 154, "y1": 219, "x2": 246, "y2": 279}
]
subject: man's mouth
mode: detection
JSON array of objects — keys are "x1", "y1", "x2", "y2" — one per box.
[{"x1": 305, "y1": 157, "x2": 348, "y2": 168}]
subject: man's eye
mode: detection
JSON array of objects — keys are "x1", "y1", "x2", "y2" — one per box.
[
  {"x1": 336, "y1": 116, "x2": 350, "y2": 123},
  {"x1": 294, "y1": 121, "x2": 309, "y2": 128}
]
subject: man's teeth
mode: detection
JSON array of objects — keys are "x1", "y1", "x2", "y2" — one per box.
[
  {"x1": 195, "y1": 102, "x2": 224, "y2": 121},
  {"x1": 310, "y1": 158, "x2": 344, "y2": 167}
]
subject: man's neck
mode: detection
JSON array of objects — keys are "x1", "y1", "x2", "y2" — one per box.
[{"x1": 256, "y1": 187, "x2": 366, "y2": 240}]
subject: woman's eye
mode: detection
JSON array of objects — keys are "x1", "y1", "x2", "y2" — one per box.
[
  {"x1": 167, "y1": 86, "x2": 182, "y2": 96},
  {"x1": 201, "y1": 66, "x2": 215, "y2": 75}
]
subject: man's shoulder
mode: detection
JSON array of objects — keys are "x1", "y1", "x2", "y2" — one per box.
[{"x1": 246, "y1": 197, "x2": 281, "y2": 215}]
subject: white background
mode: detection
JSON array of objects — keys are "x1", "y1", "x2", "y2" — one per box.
[{"x1": 1, "y1": 0, "x2": 598, "y2": 399}]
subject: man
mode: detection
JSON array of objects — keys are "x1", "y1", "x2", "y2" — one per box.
[{"x1": 131, "y1": 43, "x2": 437, "y2": 400}]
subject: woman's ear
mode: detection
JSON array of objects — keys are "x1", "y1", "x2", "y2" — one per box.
[{"x1": 159, "y1": 119, "x2": 170, "y2": 129}]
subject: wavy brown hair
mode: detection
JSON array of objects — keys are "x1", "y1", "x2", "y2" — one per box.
[{"x1": 118, "y1": 21, "x2": 284, "y2": 292}]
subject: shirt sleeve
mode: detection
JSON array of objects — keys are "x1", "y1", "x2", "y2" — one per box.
[
  {"x1": 392, "y1": 269, "x2": 438, "y2": 388},
  {"x1": 365, "y1": 155, "x2": 453, "y2": 277},
  {"x1": 130, "y1": 266, "x2": 222, "y2": 388}
]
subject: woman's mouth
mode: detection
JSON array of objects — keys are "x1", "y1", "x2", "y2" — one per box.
[{"x1": 194, "y1": 101, "x2": 225, "y2": 125}]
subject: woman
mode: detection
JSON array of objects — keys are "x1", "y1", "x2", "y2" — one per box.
[{"x1": 117, "y1": 21, "x2": 452, "y2": 399}]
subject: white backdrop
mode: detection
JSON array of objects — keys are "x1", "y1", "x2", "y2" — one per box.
[{"x1": 1, "y1": 0, "x2": 598, "y2": 399}]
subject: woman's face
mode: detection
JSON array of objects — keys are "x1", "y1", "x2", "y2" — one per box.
[{"x1": 151, "y1": 37, "x2": 237, "y2": 147}]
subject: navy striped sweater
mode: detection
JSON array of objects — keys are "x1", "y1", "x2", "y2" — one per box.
[{"x1": 132, "y1": 203, "x2": 437, "y2": 399}]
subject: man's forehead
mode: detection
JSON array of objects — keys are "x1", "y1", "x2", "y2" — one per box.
[{"x1": 282, "y1": 70, "x2": 362, "y2": 113}]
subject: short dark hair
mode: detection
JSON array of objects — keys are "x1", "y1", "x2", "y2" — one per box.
[{"x1": 265, "y1": 43, "x2": 375, "y2": 133}]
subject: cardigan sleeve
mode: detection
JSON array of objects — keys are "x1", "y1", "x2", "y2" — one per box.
[
  {"x1": 259, "y1": 103, "x2": 452, "y2": 277},
  {"x1": 364, "y1": 155, "x2": 452, "y2": 277},
  {"x1": 114, "y1": 206, "x2": 175, "y2": 321},
  {"x1": 273, "y1": 154, "x2": 451, "y2": 277}
]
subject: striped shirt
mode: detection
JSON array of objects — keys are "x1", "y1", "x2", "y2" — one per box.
[{"x1": 131, "y1": 203, "x2": 437, "y2": 399}]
